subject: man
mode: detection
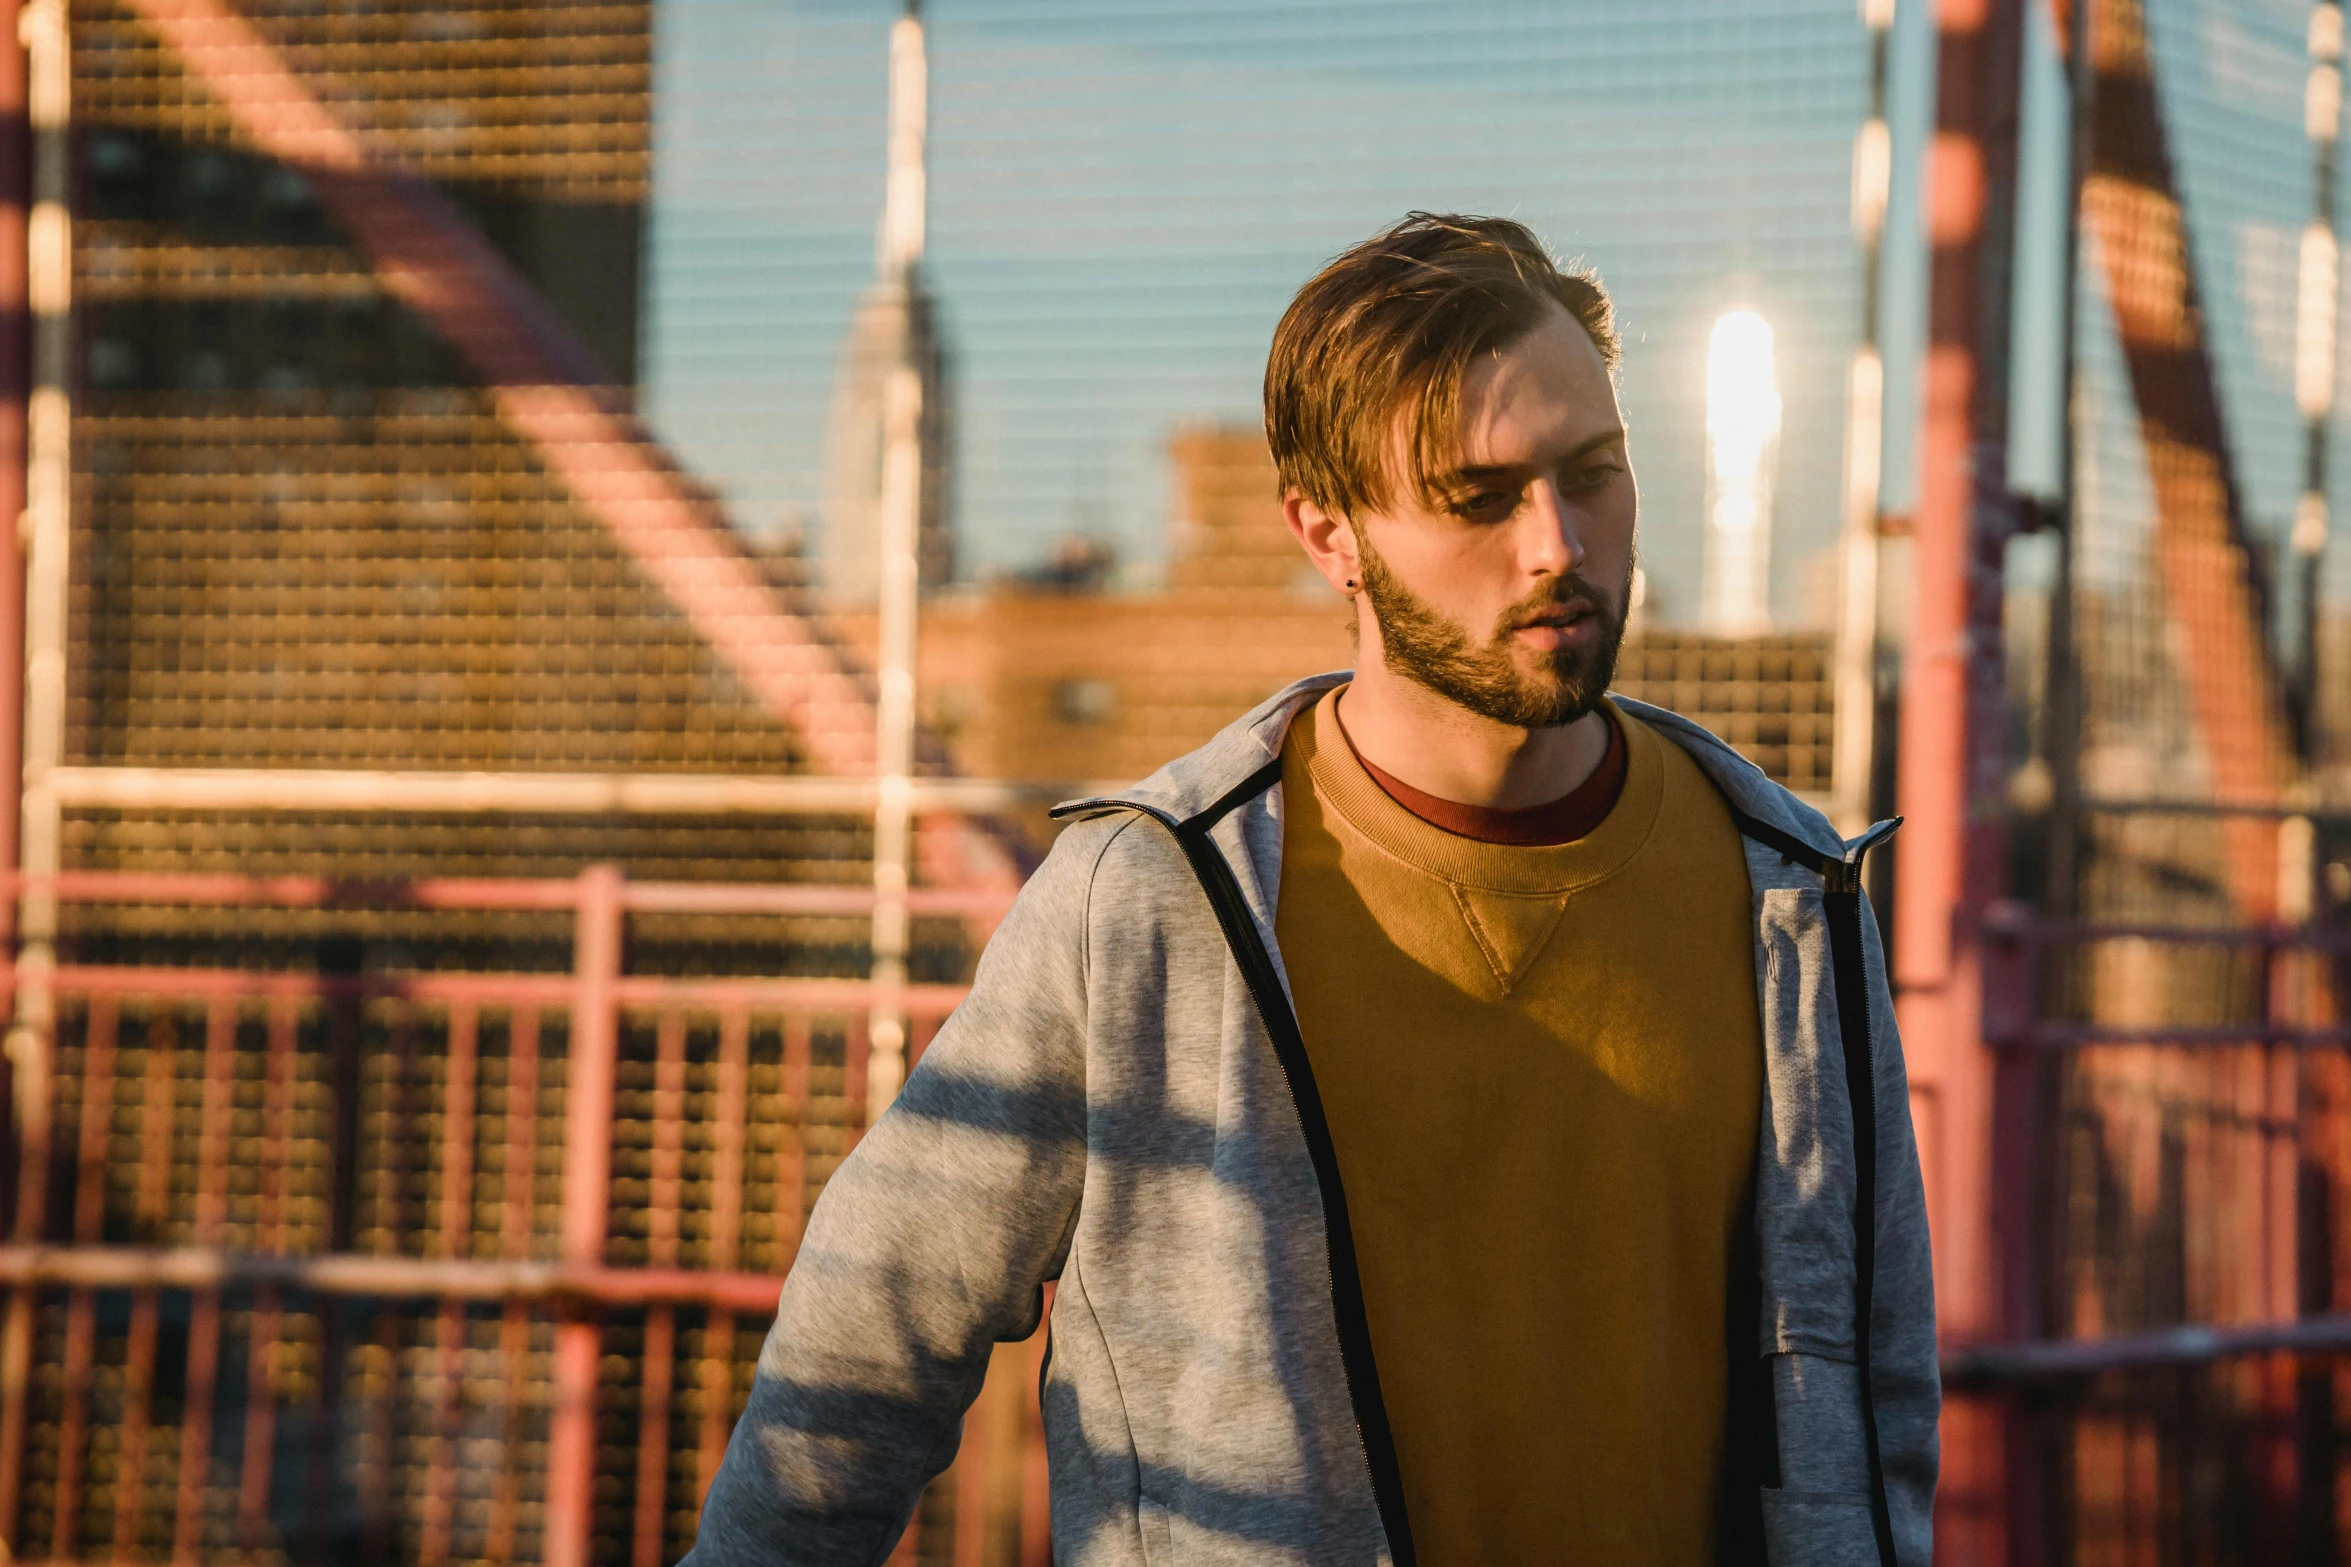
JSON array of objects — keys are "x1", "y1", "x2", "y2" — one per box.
[{"x1": 688, "y1": 214, "x2": 1937, "y2": 1566}]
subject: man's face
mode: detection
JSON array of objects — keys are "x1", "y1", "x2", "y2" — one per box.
[{"x1": 1353, "y1": 304, "x2": 1636, "y2": 729}]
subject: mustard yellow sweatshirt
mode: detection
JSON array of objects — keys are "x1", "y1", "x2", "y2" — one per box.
[{"x1": 1275, "y1": 687, "x2": 1763, "y2": 1564}]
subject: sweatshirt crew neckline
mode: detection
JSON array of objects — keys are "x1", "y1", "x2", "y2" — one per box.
[
  {"x1": 1296, "y1": 685, "x2": 1663, "y2": 896},
  {"x1": 1345, "y1": 701, "x2": 1626, "y2": 846}
]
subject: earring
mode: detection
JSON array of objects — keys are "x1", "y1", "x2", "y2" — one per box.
[{"x1": 1345, "y1": 578, "x2": 1357, "y2": 589}]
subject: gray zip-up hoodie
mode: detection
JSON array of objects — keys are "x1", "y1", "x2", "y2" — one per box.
[{"x1": 687, "y1": 673, "x2": 1938, "y2": 1567}]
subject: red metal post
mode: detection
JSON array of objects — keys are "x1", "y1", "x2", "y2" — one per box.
[
  {"x1": 889, "y1": 1505, "x2": 923, "y2": 1565},
  {"x1": 423, "y1": 1003, "x2": 480, "y2": 1567},
  {"x1": 953, "y1": 1387, "x2": 990, "y2": 1567},
  {"x1": 1022, "y1": 1286, "x2": 1055, "y2": 1567},
  {"x1": 237, "y1": 997, "x2": 296, "y2": 1552},
  {"x1": 635, "y1": 1008, "x2": 687, "y2": 1567},
  {"x1": 0, "y1": 3, "x2": 35, "y2": 1547},
  {"x1": 117, "y1": 1016, "x2": 174, "y2": 1555},
  {"x1": 172, "y1": 1289, "x2": 220, "y2": 1558},
  {"x1": 780, "y1": 1012, "x2": 812, "y2": 1266},
  {"x1": 635, "y1": 1306, "x2": 677, "y2": 1567},
  {"x1": 847, "y1": 1014, "x2": 873, "y2": 1151},
  {"x1": 48, "y1": 996, "x2": 115, "y2": 1556},
  {"x1": 547, "y1": 865, "x2": 624, "y2": 1567},
  {"x1": 50, "y1": 1280, "x2": 88, "y2": 1555},
  {"x1": 174, "y1": 1000, "x2": 233, "y2": 1559},
  {"x1": 699, "y1": 1005, "x2": 751, "y2": 1503},
  {"x1": 1901, "y1": 0, "x2": 2029, "y2": 1561},
  {"x1": 0, "y1": 0, "x2": 27, "y2": 1040},
  {"x1": 237, "y1": 1288, "x2": 279, "y2": 1552},
  {"x1": 493, "y1": 1006, "x2": 541, "y2": 1565},
  {"x1": 115, "y1": 1287, "x2": 158, "y2": 1555},
  {"x1": 0, "y1": 0, "x2": 26, "y2": 928}
]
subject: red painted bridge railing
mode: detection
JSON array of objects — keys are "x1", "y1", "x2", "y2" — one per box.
[
  {"x1": 1954, "y1": 905, "x2": 2351, "y2": 1561},
  {"x1": 0, "y1": 865, "x2": 1045, "y2": 1567},
  {"x1": 57, "y1": 869, "x2": 2351, "y2": 1564}
]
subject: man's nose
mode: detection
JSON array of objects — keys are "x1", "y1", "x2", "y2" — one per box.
[{"x1": 1519, "y1": 478, "x2": 1585, "y2": 577}]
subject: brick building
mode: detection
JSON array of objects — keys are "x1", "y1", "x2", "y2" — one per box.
[{"x1": 891, "y1": 426, "x2": 1837, "y2": 834}]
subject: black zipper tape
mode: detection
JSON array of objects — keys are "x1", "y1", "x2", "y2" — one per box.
[
  {"x1": 1729, "y1": 805, "x2": 1901, "y2": 1567},
  {"x1": 1825, "y1": 881, "x2": 1898, "y2": 1567},
  {"x1": 1135, "y1": 756, "x2": 1419, "y2": 1566}
]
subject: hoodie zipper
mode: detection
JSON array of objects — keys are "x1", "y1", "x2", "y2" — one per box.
[
  {"x1": 1063, "y1": 771, "x2": 1418, "y2": 1567},
  {"x1": 1821, "y1": 833, "x2": 1899, "y2": 1567},
  {"x1": 1729, "y1": 806, "x2": 1902, "y2": 1567},
  {"x1": 1165, "y1": 818, "x2": 1415, "y2": 1566}
]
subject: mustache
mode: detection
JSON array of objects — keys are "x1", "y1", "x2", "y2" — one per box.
[{"x1": 1495, "y1": 574, "x2": 1620, "y2": 634}]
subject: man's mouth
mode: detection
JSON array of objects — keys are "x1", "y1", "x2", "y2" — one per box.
[
  {"x1": 1511, "y1": 611, "x2": 1599, "y2": 652},
  {"x1": 1514, "y1": 602, "x2": 1593, "y2": 633}
]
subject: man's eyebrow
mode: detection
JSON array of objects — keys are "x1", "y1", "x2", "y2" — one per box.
[{"x1": 1441, "y1": 427, "x2": 1627, "y2": 486}]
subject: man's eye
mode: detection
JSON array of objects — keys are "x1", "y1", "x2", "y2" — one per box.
[
  {"x1": 1453, "y1": 490, "x2": 1513, "y2": 517},
  {"x1": 1569, "y1": 462, "x2": 1622, "y2": 490}
]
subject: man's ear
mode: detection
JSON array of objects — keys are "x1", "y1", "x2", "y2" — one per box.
[{"x1": 1283, "y1": 489, "x2": 1361, "y2": 595}]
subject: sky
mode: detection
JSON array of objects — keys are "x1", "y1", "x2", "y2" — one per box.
[
  {"x1": 640, "y1": 0, "x2": 1902, "y2": 628},
  {"x1": 638, "y1": 0, "x2": 2340, "y2": 628}
]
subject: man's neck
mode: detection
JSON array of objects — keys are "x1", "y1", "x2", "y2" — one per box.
[{"x1": 1335, "y1": 657, "x2": 1610, "y2": 810}]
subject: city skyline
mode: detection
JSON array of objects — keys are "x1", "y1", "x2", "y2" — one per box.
[
  {"x1": 642, "y1": 0, "x2": 2351, "y2": 641},
  {"x1": 641, "y1": 0, "x2": 1909, "y2": 627}
]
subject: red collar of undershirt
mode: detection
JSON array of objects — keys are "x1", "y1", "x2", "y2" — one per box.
[{"x1": 1341, "y1": 705, "x2": 1627, "y2": 847}]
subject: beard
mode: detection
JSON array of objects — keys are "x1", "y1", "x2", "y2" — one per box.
[{"x1": 1356, "y1": 537, "x2": 1629, "y2": 729}]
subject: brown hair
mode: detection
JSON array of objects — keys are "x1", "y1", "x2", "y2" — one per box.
[{"x1": 1263, "y1": 212, "x2": 1618, "y2": 520}]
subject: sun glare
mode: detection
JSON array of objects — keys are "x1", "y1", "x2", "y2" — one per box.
[{"x1": 1700, "y1": 309, "x2": 1782, "y2": 635}]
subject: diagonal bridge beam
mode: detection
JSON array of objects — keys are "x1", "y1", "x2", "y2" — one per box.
[
  {"x1": 119, "y1": 0, "x2": 1023, "y2": 897},
  {"x1": 2077, "y1": 0, "x2": 2296, "y2": 917}
]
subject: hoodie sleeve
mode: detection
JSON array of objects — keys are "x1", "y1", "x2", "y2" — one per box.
[
  {"x1": 1858, "y1": 890, "x2": 1941, "y2": 1567},
  {"x1": 681, "y1": 815, "x2": 1119, "y2": 1567}
]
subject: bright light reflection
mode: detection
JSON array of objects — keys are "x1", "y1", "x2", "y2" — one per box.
[
  {"x1": 1706, "y1": 310, "x2": 1781, "y2": 478},
  {"x1": 1701, "y1": 309, "x2": 1781, "y2": 636}
]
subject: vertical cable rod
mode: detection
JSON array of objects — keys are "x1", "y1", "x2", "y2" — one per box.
[
  {"x1": 2293, "y1": 2, "x2": 2347, "y2": 760},
  {"x1": 1834, "y1": 0, "x2": 1898, "y2": 836},
  {"x1": 869, "y1": 3, "x2": 929, "y2": 1114},
  {"x1": 6, "y1": 0, "x2": 63, "y2": 1229}
]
